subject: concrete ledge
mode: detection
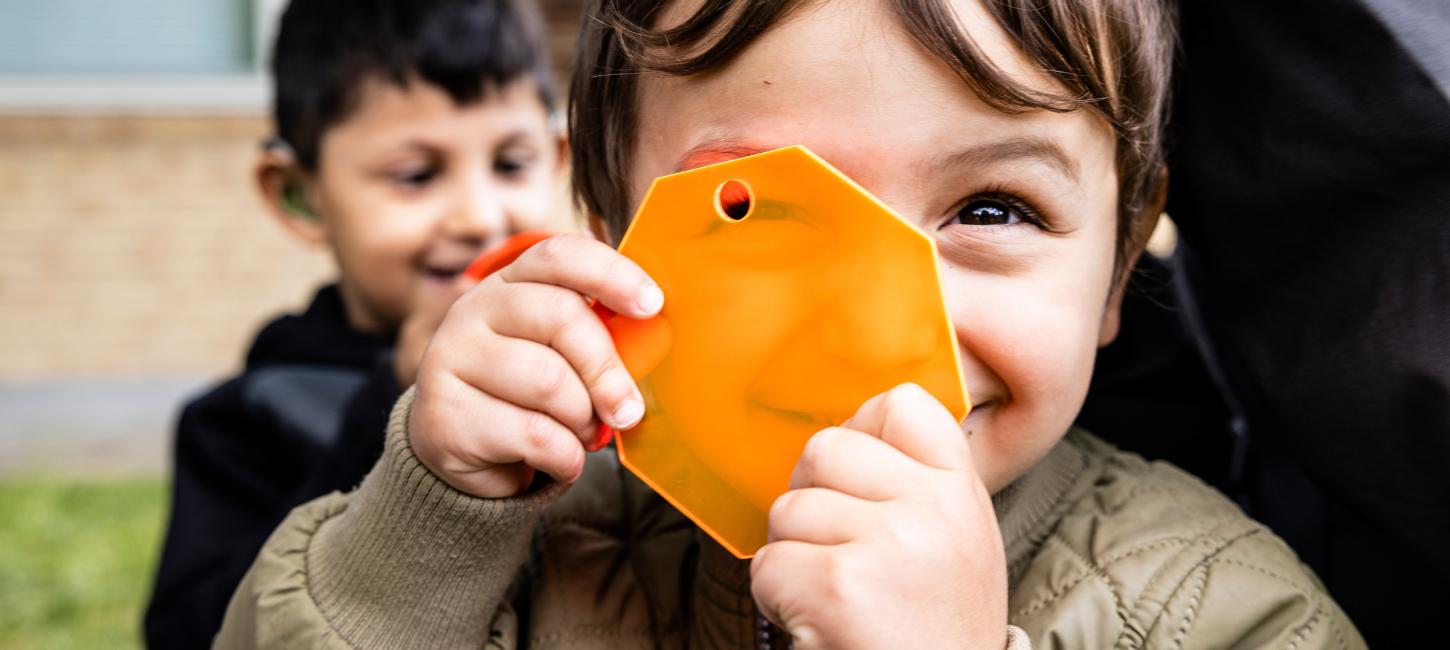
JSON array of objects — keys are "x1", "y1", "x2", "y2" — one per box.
[{"x1": 0, "y1": 376, "x2": 213, "y2": 476}]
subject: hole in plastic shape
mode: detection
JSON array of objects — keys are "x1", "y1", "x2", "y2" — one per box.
[{"x1": 715, "y1": 179, "x2": 753, "y2": 221}]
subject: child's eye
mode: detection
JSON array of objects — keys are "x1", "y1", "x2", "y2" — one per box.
[
  {"x1": 495, "y1": 159, "x2": 527, "y2": 176},
  {"x1": 391, "y1": 166, "x2": 439, "y2": 188},
  {"x1": 951, "y1": 195, "x2": 1040, "y2": 227},
  {"x1": 495, "y1": 150, "x2": 538, "y2": 178}
]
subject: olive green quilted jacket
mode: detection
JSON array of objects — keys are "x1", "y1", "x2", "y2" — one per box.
[{"x1": 216, "y1": 391, "x2": 1364, "y2": 649}]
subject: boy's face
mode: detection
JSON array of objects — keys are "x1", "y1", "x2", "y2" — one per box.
[
  {"x1": 306, "y1": 77, "x2": 561, "y2": 334},
  {"x1": 629, "y1": 0, "x2": 1127, "y2": 492}
]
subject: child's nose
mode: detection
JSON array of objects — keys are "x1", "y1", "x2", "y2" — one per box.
[{"x1": 444, "y1": 176, "x2": 507, "y2": 239}]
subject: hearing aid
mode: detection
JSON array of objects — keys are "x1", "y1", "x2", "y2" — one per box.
[{"x1": 281, "y1": 181, "x2": 316, "y2": 219}]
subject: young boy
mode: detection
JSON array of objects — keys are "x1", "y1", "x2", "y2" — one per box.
[
  {"x1": 145, "y1": 0, "x2": 564, "y2": 646},
  {"x1": 216, "y1": 0, "x2": 1366, "y2": 647}
]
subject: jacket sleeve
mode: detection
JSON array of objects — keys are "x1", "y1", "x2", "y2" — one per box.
[{"x1": 214, "y1": 389, "x2": 564, "y2": 649}]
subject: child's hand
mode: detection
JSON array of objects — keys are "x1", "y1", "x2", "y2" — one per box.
[
  {"x1": 394, "y1": 274, "x2": 473, "y2": 388},
  {"x1": 751, "y1": 383, "x2": 1009, "y2": 649},
  {"x1": 407, "y1": 235, "x2": 663, "y2": 498}
]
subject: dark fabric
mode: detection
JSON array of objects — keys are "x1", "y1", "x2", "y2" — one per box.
[
  {"x1": 145, "y1": 285, "x2": 401, "y2": 649},
  {"x1": 1086, "y1": 1, "x2": 1449, "y2": 645},
  {"x1": 1076, "y1": 254, "x2": 1235, "y2": 493}
]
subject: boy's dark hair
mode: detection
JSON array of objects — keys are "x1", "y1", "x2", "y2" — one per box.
[
  {"x1": 274, "y1": 0, "x2": 555, "y2": 170},
  {"x1": 570, "y1": 0, "x2": 1175, "y2": 269}
]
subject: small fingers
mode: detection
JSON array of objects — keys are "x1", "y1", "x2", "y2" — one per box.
[
  {"x1": 414, "y1": 374, "x2": 586, "y2": 496},
  {"x1": 750, "y1": 540, "x2": 827, "y2": 635},
  {"x1": 843, "y1": 383, "x2": 970, "y2": 471},
  {"x1": 485, "y1": 282, "x2": 644, "y2": 431},
  {"x1": 455, "y1": 335, "x2": 595, "y2": 439},
  {"x1": 498, "y1": 234, "x2": 663, "y2": 319},
  {"x1": 767, "y1": 487, "x2": 878, "y2": 545},
  {"x1": 790, "y1": 427, "x2": 922, "y2": 499}
]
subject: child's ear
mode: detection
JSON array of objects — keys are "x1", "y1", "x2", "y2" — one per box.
[
  {"x1": 1098, "y1": 166, "x2": 1169, "y2": 347},
  {"x1": 255, "y1": 142, "x2": 327, "y2": 247}
]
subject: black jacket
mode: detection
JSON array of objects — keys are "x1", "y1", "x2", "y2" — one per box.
[
  {"x1": 1083, "y1": 1, "x2": 1449, "y2": 645},
  {"x1": 145, "y1": 285, "x2": 402, "y2": 648}
]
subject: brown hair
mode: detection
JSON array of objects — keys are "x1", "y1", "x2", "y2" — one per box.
[{"x1": 569, "y1": 0, "x2": 1175, "y2": 266}]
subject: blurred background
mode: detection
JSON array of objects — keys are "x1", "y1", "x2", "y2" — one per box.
[{"x1": 0, "y1": 1, "x2": 583, "y2": 646}]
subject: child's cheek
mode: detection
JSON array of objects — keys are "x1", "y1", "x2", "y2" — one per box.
[{"x1": 948, "y1": 274, "x2": 1101, "y2": 489}]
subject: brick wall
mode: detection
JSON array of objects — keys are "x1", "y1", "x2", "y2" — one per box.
[
  {"x1": 0, "y1": 114, "x2": 582, "y2": 381},
  {"x1": 0, "y1": 115, "x2": 333, "y2": 380}
]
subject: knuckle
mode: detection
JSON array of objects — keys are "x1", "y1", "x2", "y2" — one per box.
[
  {"x1": 881, "y1": 504, "x2": 939, "y2": 557},
  {"x1": 928, "y1": 485, "x2": 959, "y2": 521},
  {"x1": 474, "y1": 276, "x2": 511, "y2": 308},
  {"x1": 593, "y1": 368, "x2": 634, "y2": 406},
  {"x1": 751, "y1": 560, "x2": 783, "y2": 607},
  {"x1": 528, "y1": 233, "x2": 570, "y2": 265},
  {"x1": 600, "y1": 247, "x2": 626, "y2": 278},
  {"x1": 754, "y1": 565, "x2": 797, "y2": 614},
  {"x1": 882, "y1": 386, "x2": 914, "y2": 416},
  {"x1": 532, "y1": 357, "x2": 576, "y2": 404},
  {"x1": 801, "y1": 428, "x2": 829, "y2": 460},
  {"x1": 883, "y1": 515, "x2": 923, "y2": 552},
  {"x1": 546, "y1": 296, "x2": 592, "y2": 345},
  {"x1": 540, "y1": 288, "x2": 583, "y2": 324},
  {"x1": 749, "y1": 548, "x2": 771, "y2": 580},
  {"x1": 802, "y1": 427, "x2": 843, "y2": 465},
  {"x1": 819, "y1": 553, "x2": 853, "y2": 604},
  {"x1": 519, "y1": 410, "x2": 560, "y2": 454},
  {"x1": 769, "y1": 490, "x2": 802, "y2": 526},
  {"x1": 574, "y1": 347, "x2": 610, "y2": 380},
  {"x1": 496, "y1": 283, "x2": 532, "y2": 319}
]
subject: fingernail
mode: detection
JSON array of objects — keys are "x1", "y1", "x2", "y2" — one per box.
[
  {"x1": 612, "y1": 398, "x2": 644, "y2": 429},
  {"x1": 636, "y1": 284, "x2": 664, "y2": 316}
]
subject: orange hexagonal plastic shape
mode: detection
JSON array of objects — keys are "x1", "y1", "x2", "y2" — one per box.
[{"x1": 598, "y1": 145, "x2": 969, "y2": 558}]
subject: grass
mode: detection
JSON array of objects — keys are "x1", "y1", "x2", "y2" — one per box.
[{"x1": 0, "y1": 476, "x2": 166, "y2": 650}]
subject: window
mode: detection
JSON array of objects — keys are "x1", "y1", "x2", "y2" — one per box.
[{"x1": 0, "y1": 0, "x2": 285, "y2": 113}]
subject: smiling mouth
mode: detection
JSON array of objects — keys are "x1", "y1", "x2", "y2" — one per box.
[{"x1": 423, "y1": 264, "x2": 466, "y2": 281}]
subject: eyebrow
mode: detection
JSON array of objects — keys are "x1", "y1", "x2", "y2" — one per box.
[
  {"x1": 674, "y1": 139, "x2": 773, "y2": 172},
  {"x1": 933, "y1": 136, "x2": 1079, "y2": 182},
  {"x1": 674, "y1": 135, "x2": 1080, "y2": 183},
  {"x1": 368, "y1": 126, "x2": 538, "y2": 158}
]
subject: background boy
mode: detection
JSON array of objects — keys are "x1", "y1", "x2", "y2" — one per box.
[{"x1": 144, "y1": 0, "x2": 564, "y2": 646}]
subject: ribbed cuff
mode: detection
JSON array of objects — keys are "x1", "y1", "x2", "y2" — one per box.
[{"x1": 307, "y1": 388, "x2": 564, "y2": 648}]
